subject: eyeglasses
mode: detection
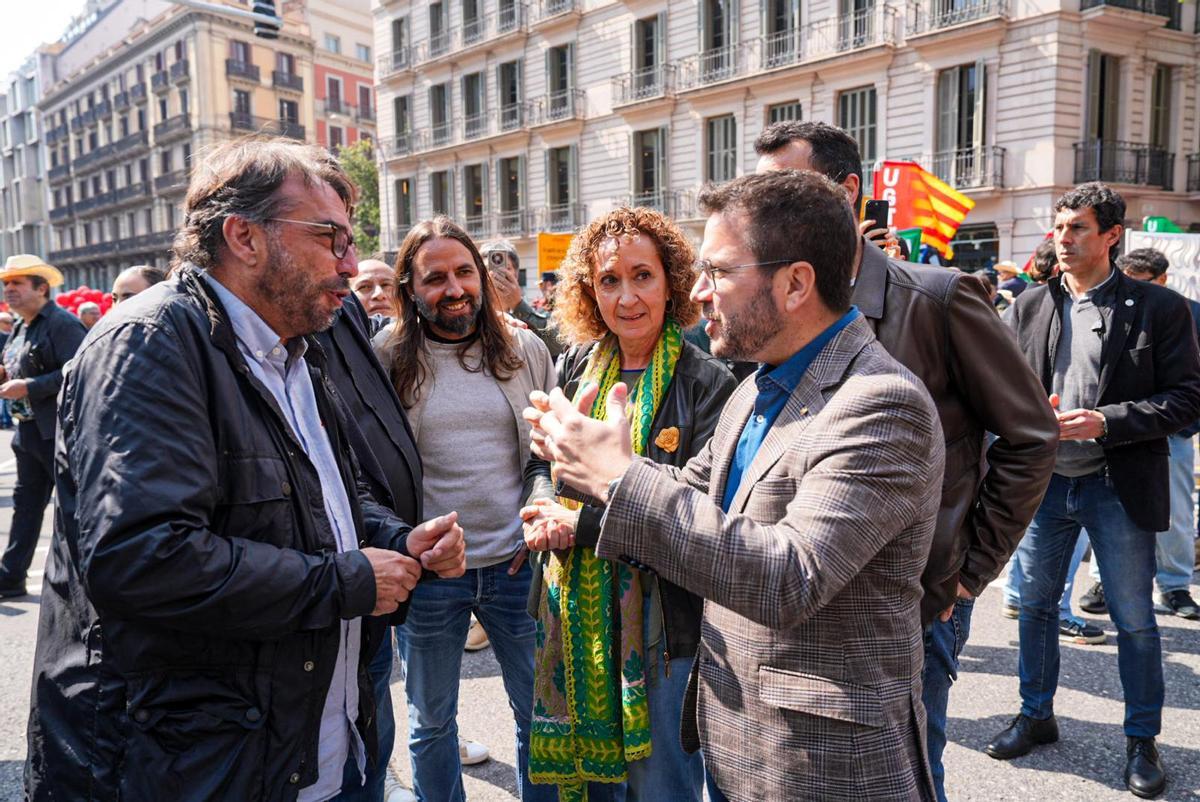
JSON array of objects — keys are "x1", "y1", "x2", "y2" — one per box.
[
  {"x1": 693, "y1": 258, "x2": 796, "y2": 283},
  {"x1": 265, "y1": 218, "x2": 355, "y2": 260}
]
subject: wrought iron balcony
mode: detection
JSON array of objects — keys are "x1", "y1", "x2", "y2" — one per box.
[
  {"x1": 499, "y1": 102, "x2": 528, "y2": 132},
  {"x1": 114, "y1": 91, "x2": 130, "y2": 112},
  {"x1": 464, "y1": 213, "x2": 490, "y2": 239},
  {"x1": 154, "y1": 113, "x2": 191, "y2": 141},
  {"x1": 357, "y1": 105, "x2": 375, "y2": 122},
  {"x1": 613, "y1": 65, "x2": 675, "y2": 107},
  {"x1": 83, "y1": 108, "x2": 98, "y2": 126},
  {"x1": 493, "y1": 209, "x2": 528, "y2": 237},
  {"x1": 1073, "y1": 140, "x2": 1174, "y2": 190},
  {"x1": 756, "y1": 6, "x2": 898, "y2": 70},
  {"x1": 151, "y1": 70, "x2": 170, "y2": 92},
  {"x1": 623, "y1": 190, "x2": 685, "y2": 216},
  {"x1": 95, "y1": 100, "x2": 112, "y2": 118},
  {"x1": 907, "y1": 0, "x2": 1008, "y2": 35},
  {"x1": 430, "y1": 120, "x2": 453, "y2": 147},
  {"x1": 539, "y1": 203, "x2": 585, "y2": 232},
  {"x1": 74, "y1": 190, "x2": 115, "y2": 216},
  {"x1": 225, "y1": 60, "x2": 261, "y2": 82},
  {"x1": 321, "y1": 98, "x2": 350, "y2": 116},
  {"x1": 930, "y1": 146, "x2": 1005, "y2": 189},
  {"x1": 154, "y1": 169, "x2": 189, "y2": 193},
  {"x1": 532, "y1": 89, "x2": 584, "y2": 125},
  {"x1": 377, "y1": 49, "x2": 412, "y2": 79},
  {"x1": 428, "y1": 30, "x2": 452, "y2": 58},
  {"x1": 276, "y1": 120, "x2": 305, "y2": 140},
  {"x1": 74, "y1": 143, "x2": 116, "y2": 172},
  {"x1": 131, "y1": 84, "x2": 148, "y2": 103},
  {"x1": 497, "y1": 2, "x2": 528, "y2": 33},
  {"x1": 113, "y1": 130, "x2": 149, "y2": 157},
  {"x1": 677, "y1": 46, "x2": 746, "y2": 89},
  {"x1": 49, "y1": 203, "x2": 73, "y2": 221},
  {"x1": 170, "y1": 60, "x2": 190, "y2": 82},
  {"x1": 1186, "y1": 154, "x2": 1199, "y2": 192},
  {"x1": 534, "y1": 0, "x2": 578, "y2": 24},
  {"x1": 112, "y1": 183, "x2": 149, "y2": 205},
  {"x1": 273, "y1": 70, "x2": 303, "y2": 92},
  {"x1": 382, "y1": 132, "x2": 414, "y2": 159},
  {"x1": 48, "y1": 163, "x2": 72, "y2": 183}
]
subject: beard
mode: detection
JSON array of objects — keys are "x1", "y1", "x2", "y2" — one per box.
[
  {"x1": 413, "y1": 293, "x2": 480, "y2": 337},
  {"x1": 259, "y1": 231, "x2": 348, "y2": 336},
  {"x1": 707, "y1": 279, "x2": 782, "y2": 362}
]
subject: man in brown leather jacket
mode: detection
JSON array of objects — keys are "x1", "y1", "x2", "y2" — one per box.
[{"x1": 756, "y1": 121, "x2": 1059, "y2": 802}]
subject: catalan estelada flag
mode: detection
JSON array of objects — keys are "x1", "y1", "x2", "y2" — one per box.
[{"x1": 872, "y1": 161, "x2": 975, "y2": 260}]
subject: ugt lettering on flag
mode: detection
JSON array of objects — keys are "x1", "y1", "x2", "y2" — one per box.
[{"x1": 873, "y1": 161, "x2": 974, "y2": 260}]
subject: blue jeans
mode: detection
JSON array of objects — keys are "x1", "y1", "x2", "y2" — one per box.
[
  {"x1": 922, "y1": 598, "x2": 974, "y2": 802},
  {"x1": 1015, "y1": 472, "x2": 1163, "y2": 737},
  {"x1": 336, "y1": 627, "x2": 397, "y2": 800},
  {"x1": 396, "y1": 560, "x2": 553, "y2": 802},
  {"x1": 705, "y1": 770, "x2": 730, "y2": 802},
  {"x1": 1004, "y1": 531, "x2": 1089, "y2": 623},
  {"x1": 1157, "y1": 434, "x2": 1197, "y2": 594},
  {"x1": 0, "y1": 399, "x2": 11, "y2": 427}
]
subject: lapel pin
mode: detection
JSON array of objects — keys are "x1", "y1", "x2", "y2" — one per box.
[
  {"x1": 654, "y1": 426, "x2": 680, "y2": 453},
  {"x1": 1125, "y1": 299, "x2": 1134, "y2": 307},
  {"x1": 800, "y1": 407, "x2": 809, "y2": 415}
]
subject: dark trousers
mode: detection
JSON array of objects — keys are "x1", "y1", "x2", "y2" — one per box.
[{"x1": 0, "y1": 422, "x2": 55, "y2": 584}]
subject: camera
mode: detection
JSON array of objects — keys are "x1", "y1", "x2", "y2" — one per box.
[{"x1": 487, "y1": 251, "x2": 508, "y2": 269}]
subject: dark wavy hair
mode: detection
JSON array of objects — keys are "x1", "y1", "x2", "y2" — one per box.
[
  {"x1": 1054, "y1": 182, "x2": 1126, "y2": 262},
  {"x1": 1029, "y1": 239, "x2": 1058, "y2": 283},
  {"x1": 754, "y1": 121, "x2": 865, "y2": 211},
  {"x1": 171, "y1": 135, "x2": 356, "y2": 270},
  {"x1": 1116, "y1": 247, "x2": 1169, "y2": 280},
  {"x1": 386, "y1": 216, "x2": 523, "y2": 408}
]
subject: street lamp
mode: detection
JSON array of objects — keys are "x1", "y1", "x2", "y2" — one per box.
[{"x1": 170, "y1": 0, "x2": 282, "y2": 39}]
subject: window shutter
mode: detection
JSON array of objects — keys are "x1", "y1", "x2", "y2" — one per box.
[
  {"x1": 630, "y1": 21, "x2": 638, "y2": 71},
  {"x1": 657, "y1": 126, "x2": 669, "y2": 199},
  {"x1": 656, "y1": 13, "x2": 667, "y2": 67},
  {"x1": 972, "y1": 59, "x2": 986, "y2": 150},
  {"x1": 1085, "y1": 50, "x2": 1101, "y2": 140},
  {"x1": 936, "y1": 68, "x2": 957, "y2": 154},
  {"x1": 1102, "y1": 55, "x2": 1120, "y2": 141},
  {"x1": 569, "y1": 144, "x2": 579, "y2": 206}
]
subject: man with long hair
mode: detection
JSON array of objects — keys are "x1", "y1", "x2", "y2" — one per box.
[{"x1": 373, "y1": 217, "x2": 557, "y2": 802}]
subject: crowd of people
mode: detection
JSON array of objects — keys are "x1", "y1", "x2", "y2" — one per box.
[{"x1": 0, "y1": 120, "x2": 1197, "y2": 802}]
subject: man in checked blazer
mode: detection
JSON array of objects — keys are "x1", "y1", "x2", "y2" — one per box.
[{"x1": 526, "y1": 170, "x2": 944, "y2": 801}]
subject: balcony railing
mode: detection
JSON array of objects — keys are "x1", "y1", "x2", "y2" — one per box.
[
  {"x1": 273, "y1": 70, "x2": 303, "y2": 92},
  {"x1": 499, "y1": 102, "x2": 528, "y2": 131},
  {"x1": 83, "y1": 108, "x2": 98, "y2": 127},
  {"x1": 74, "y1": 190, "x2": 115, "y2": 216},
  {"x1": 613, "y1": 65, "x2": 675, "y2": 106},
  {"x1": 154, "y1": 113, "x2": 191, "y2": 140},
  {"x1": 114, "y1": 91, "x2": 130, "y2": 112},
  {"x1": 154, "y1": 169, "x2": 189, "y2": 193},
  {"x1": 624, "y1": 190, "x2": 684, "y2": 216},
  {"x1": 377, "y1": 48, "x2": 412, "y2": 78},
  {"x1": 95, "y1": 100, "x2": 112, "y2": 118},
  {"x1": 534, "y1": 0, "x2": 578, "y2": 23},
  {"x1": 532, "y1": 89, "x2": 584, "y2": 125},
  {"x1": 907, "y1": 0, "x2": 1008, "y2": 35},
  {"x1": 225, "y1": 60, "x2": 261, "y2": 82},
  {"x1": 756, "y1": 6, "x2": 898, "y2": 70},
  {"x1": 1073, "y1": 140, "x2": 1174, "y2": 189},
  {"x1": 1080, "y1": 0, "x2": 1173, "y2": 14},
  {"x1": 539, "y1": 203, "x2": 586, "y2": 232},
  {"x1": 48, "y1": 164, "x2": 71, "y2": 183},
  {"x1": 498, "y1": 2, "x2": 527, "y2": 32},
  {"x1": 464, "y1": 213, "x2": 490, "y2": 238},
  {"x1": 463, "y1": 15, "x2": 485, "y2": 43},
  {"x1": 463, "y1": 111, "x2": 488, "y2": 139},
  {"x1": 321, "y1": 98, "x2": 350, "y2": 116},
  {"x1": 131, "y1": 84, "x2": 148, "y2": 103},
  {"x1": 151, "y1": 70, "x2": 169, "y2": 91},
  {"x1": 430, "y1": 120, "x2": 453, "y2": 147},
  {"x1": 677, "y1": 45, "x2": 746, "y2": 89},
  {"x1": 74, "y1": 143, "x2": 116, "y2": 172},
  {"x1": 428, "y1": 29, "x2": 452, "y2": 58},
  {"x1": 113, "y1": 183, "x2": 149, "y2": 205},
  {"x1": 930, "y1": 146, "x2": 1005, "y2": 189},
  {"x1": 114, "y1": 130, "x2": 149, "y2": 157},
  {"x1": 1186, "y1": 154, "x2": 1199, "y2": 192},
  {"x1": 383, "y1": 132, "x2": 414, "y2": 159},
  {"x1": 49, "y1": 204, "x2": 73, "y2": 221},
  {"x1": 170, "y1": 60, "x2": 190, "y2": 82},
  {"x1": 494, "y1": 209, "x2": 528, "y2": 237},
  {"x1": 357, "y1": 105, "x2": 375, "y2": 122}
]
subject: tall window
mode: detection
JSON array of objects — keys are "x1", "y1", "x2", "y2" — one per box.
[
  {"x1": 327, "y1": 77, "x2": 343, "y2": 113},
  {"x1": 229, "y1": 40, "x2": 251, "y2": 64},
  {"x1": 430, "y1": 3, "x2": 448, "y2": 54},
  {"x1": 394, "y1": 95, "x2": 411, "y2": 142},
  {"x1": 356, "y1": 43, "x2": 372, "y2": 62},
  {"x1": 706, "y1": 115, "x2": 737, "y2": 182},
  {"x1": 498, "y1": 61, "x2": 523, "y2": 129},
  {"x1": 699, "y1": 0, "x2": 736, "y2": 80},
  {"x1": 325, "y1": 34, "x2": 341, "y2": 54},
  {"x1": 430, "y1": 170, "x2": 451, "y2": 215},
  {"x1": 463, "y1": 0, "x2": 482, "y2": 41},
  {"x1": 430, "y1": 83, "x2": 450, "y2": 144},
  {"x1": 838, "y1": 0, "x2": 876, "y2": 49},
  {"x1": 462, "y1": 72, "x2": 485, "y2": 137},
  {"x1": 546, "y1": 145, "x2": 578, "y2": 230},
  {"x1": 546, "y1": 45, "x2": 574, "y2": 114},
  {"x1": 359, "y1": 85, "x2": 373, "y2": 118},
  {"x1": 277, "y1": 52, "x2": 295, "y2": 75},
  {"x1": 632, "y1": 127, "x2": 668, "y2": 206},
  {"x1": 763, "y1": 0, "x2": 800, "y2": 65},
  {"x1": 279, "y1": 99, "x2": 298, "y2": 123},
  {"x1": 767, "y1": 100, "x2": 802, "y2": 123},
  {"x1": 1085, "y1": 50, "x2": 1120, "y2": 142},
  {"x1": 496, "y1": 156, "x2": 524, "y2": 234},
  {"x1": 1149, "y1": 64, "x2": 1171, "y2": 150},
  {"x1": 463, "y1": 163, "x2": 485, "y2": 233},
  {"x1": 234, "y1": 89, "x2": 252, "y2": 115},
  {"x1": 391, "y1": 17, "x2": 410, "y2": 64},
  {"x1": 838, "y1": 85, "x2": 877, "y2": 180},
  {"x1": 633, "y1": 15, "x2": 666, "y2": 94},
  {"x1": 395, "y1": 177, "x2": 414, "y2": 226},
  {"x1": 329, "y1": 126, "x2": 344, "y2": 150},
  {"x1": 935, "y1": 62, "x2": 985, "y2": 185}
]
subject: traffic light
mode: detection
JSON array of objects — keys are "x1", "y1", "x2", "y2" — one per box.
[{"x1": 252, "y1": 0, "x2": 280, "y2": 39}]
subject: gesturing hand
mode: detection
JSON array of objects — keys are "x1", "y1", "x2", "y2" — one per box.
[
  {"x1": 523, "y1": 382, "x2": 634, "y2": 502},
  {"x1": 361, "y1": 547, "x2": 422, "y2": 616},
  {"x1": 520, "y1": 498, "x2": 577, "y2": 552},
  {"x1": 406, "y1": 512, "x2": 467, "y2": 577}
]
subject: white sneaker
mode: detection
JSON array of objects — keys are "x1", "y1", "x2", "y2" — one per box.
[
  {"x1": 459, "y1": 737, "x2": 490, "y2": 765},
  {"x1": 384, "y1": 760, "x2": 416, "y2": 802}
]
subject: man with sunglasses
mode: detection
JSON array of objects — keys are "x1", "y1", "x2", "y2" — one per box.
[
  {"x1": 26, "y1": 137, "x2": 466, "y2": 802},
  {"x1": 754, "y1": 121, "x2": 1059, "y2": 802}
]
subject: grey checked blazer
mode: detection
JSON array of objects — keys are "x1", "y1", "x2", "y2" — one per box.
[{"x1": 596, "y1": 316, "x2": 944, "y2": 801}]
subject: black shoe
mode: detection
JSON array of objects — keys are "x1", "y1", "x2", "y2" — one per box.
[
  {"x1": 0, "y1": 580, "x2": 28, "y2": 599},
  {"x1": 1080, "y1": 581, "x2": 1108, "y2": 615},
  {"x1": 984, "y1": 714, "x2": 1059, "y2": 760},
  {"x1": 1125, "y1": 736, "x2": 1166, "y2": 798},
  {"x1": 1059, "y1": 618, "x2": 1106, "y2": 644},
  {"x1": 1156, "y1": 590, "x2": 1199, "y2": 620}
]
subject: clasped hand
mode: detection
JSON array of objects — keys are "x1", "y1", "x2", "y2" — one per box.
[{"x1": 362, "y1": 511, "x2": 467, "y2": 616}]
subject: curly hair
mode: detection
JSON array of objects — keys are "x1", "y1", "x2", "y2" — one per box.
[
  {"x1": 1054, "y1": 182, "x2": 1126, "y2": 262},
  {"x1": 553, "y1": 207, "x2": 700, "y2": 347}
]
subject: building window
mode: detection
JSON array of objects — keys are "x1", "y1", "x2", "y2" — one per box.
[
  {"x1": 430, "y1": 2, "x2": 449, "y2": 54},
  {"x1": 463, "y1": 163, "x2": 485, "y2": 233},
  {"x1": 1085, "y1": 50, "x2": 1120, "y2": 142},
  {"x1": 158, "y1": 98, "x2": 169, "y2": 121},
  {"x1": 277, "y1": 52, "x2": 295, "y2": 75},
  {"x1": 631, "y1": 14, "x2": 666, "y2": 96},
  {"x1": 395, "y1": 177, "x2": 413, "y2": 226},
  {"x1": 229, "y1": 40, "x2": 251, "y2": 64},
  {"x1": 392, "y1": 18, "x2": 409, "y2": 55},
  {"x1": 430, "y1": 83, "x2": 450, "y2": 144},
  {"x1": 763, "y1": 0, "x2": 800, "y2": 65},
  {"x1": 546, "y1": 44, "x2": 574, "y2": 115},
  {"x1": 767, "y1": 100, "x2": 802, "y2": 123},
  {"x1": 327, "y1": 76, "x2": 343, "y2": 113},
  {"x1": 160, "y1": 150, "x2": 173, "y2": 174},
  {"x1": 234, "y1": 89, "x2": 252, "y2": 115},
  {"x1": 325, "y1": 34, "x2": 341, "y2": 54},
  {"x1": 1149, "y1": 64, "x2": 1171, "y2": 150},
  {"x1": 700, "y1": 0, "x2": 736, "y2": 80},
  {"x1": 838, "y1": 85, "x2": 877, "y2": 188},
  {"x1": 430, "y1": 170, "x2": 451, "y2": 216},
  {"x1": 498, "y1": 61, "x2": 523, "y2": 128},
  {"x1": 632, "y1": 127, "x2": 667, "y2": 206},
  {"x1": 119, "y1": 115, "x2": 130, "y2": 137},
  {"x1": 463, "y1": 0, "x2": 482, "y2": 41},
  {"x1": 935, "y1": 62, "x2": 985, "y2": 186},
  {"x1": 546, "y1": 145, "x2": 577, "y2": 229},
  {"x1": 279, "y1": 99, "x2": 298, "y2": 123},
  {"x1": 358, "y1": 85, "x2": 373, "y2": 118},
  {"x1": 356, "y1": 43, "x2": 372, "y2": 62},
  {"x1": 394, "y1": 95, "x2": 411, "y2": 136},
  {"x1": 496, "y1": 155, "x2": 524, "y2": 234},
  {"x1": 330, "y1": 126, "x2": 344, "y2": 150},
  {"x1": 706, "y1": 114, "x2": 737, "y2": 182},
  {"x1": 462, "y1": 72, "x2": 485, "y2": 137},
  {"x1": 179, "y1": 88, "x2": 189, "y2": 115}
]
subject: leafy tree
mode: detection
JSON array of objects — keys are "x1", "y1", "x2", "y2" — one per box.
[{"x1": 338, "y1": 138, "x2": 380, "y2": 256}]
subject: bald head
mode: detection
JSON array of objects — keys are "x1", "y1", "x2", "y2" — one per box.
[{"x1": 352, "y1": 259, "x2": 396, "y2": 317}]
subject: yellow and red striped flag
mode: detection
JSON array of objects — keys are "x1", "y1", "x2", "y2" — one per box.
[{"x1": 872, "y1": 161, "x2": 975, "y2": 260}]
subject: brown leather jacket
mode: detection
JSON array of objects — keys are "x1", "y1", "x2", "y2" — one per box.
[{"x1": 852, "y1": 244, "x2": 1059, "y2": 624}]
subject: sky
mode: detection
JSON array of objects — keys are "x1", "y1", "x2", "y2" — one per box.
[{"x1": 1, "y1": 2, "x2": 92, "y2": 80}]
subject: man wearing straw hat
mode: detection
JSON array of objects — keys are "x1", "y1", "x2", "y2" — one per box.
[{"x1": 0, "y1": 255, "x2": 85, "y2": 599}]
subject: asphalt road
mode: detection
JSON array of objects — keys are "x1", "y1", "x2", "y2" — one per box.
[{"x1": 0, "y1": 424, "x2": 1198, "y2": 800}]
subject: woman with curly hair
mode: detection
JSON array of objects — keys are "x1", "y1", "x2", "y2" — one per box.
[{"x1": 521, "y1": 207, "x2": 737, "y2": 801}]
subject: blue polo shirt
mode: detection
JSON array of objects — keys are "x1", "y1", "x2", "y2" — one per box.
[{"x1": 721, "y1": 307, "x2": 860, "y2": 512}]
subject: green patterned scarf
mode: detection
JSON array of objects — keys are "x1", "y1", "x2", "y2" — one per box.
[{"x1": 529, "y1": 320, "x2": 684, "y2": 802}]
